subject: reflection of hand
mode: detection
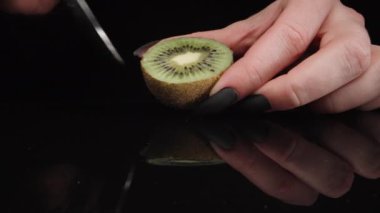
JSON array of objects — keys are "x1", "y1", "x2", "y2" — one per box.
[
  {"x1": 211, "y1": 120, "x2": 351, "y2": 206},
  {"x1": 184, "y1": 0, "x2": 376, "y2": 113},
  {"x1": 315, "y1": 112, "x2": 380, "y2": 179},
  {"x1": 205, "y1": 112, "x2": 380, "y2": 206},
  {"x1": 1, "y1": 0, "x2": 59, "y2": 14}
]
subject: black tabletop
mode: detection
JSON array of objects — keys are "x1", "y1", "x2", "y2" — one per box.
[{"x1": 3, "y1": 102, "x2": 380, "y2": 212}]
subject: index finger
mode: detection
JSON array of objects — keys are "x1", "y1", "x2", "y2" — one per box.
[{"x1": 210, "y1": 0, "x2": 336, "y2": 98}]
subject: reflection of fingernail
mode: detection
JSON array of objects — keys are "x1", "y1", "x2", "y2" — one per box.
[
  {"x1": 196, "y1": 125, "x2": 236, "y2": 150},
  {"x1": 133, "y1": 40, "x2": 160, "y2": 57},
  {"x1": 240, "y1": 122, "x2": 271, "y2": 143},
  {"x1": 236, "y1": 95, "x2": 271, "y2": 113},
  {"x1": 296, "y1": 119, "x2": 325, "y2": 142},
  {"x1": 194, "y1": 88, "x2": 238, "y2": 115}
]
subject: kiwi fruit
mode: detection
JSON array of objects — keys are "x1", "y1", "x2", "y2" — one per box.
[{"x1": 140, "y1": 37, "x2": 233, "y2": 109}]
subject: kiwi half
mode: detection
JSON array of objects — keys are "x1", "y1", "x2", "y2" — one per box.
[{"x1": 141, "y1": 37, "x2": 233, "y2": 109}]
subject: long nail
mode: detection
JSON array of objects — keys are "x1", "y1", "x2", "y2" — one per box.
[
  {"x1": 194, "y1": 88, "x2": 238, "y2": 115},
  {"x1": 236, "y1": 95, "x2": 271, "y2": 113},
  {"x1": 133, "y1": 40, "x2": 160, "y2": 57}
]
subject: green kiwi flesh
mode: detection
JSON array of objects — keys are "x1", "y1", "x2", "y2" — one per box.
[{"x1": 141, "y1": 37, "x2": 233, "y2": 109}]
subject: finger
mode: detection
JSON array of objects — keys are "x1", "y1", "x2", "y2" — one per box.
[
  {"x1": 133, "y1": 1, "x2": 282, "y2": 58},
  {"x1": 2, "y1": 0, "x2": 59, "y2": 14},
  {"x1": 310, "y1": 118, "x2": 380, "y2": 179},
  {"x1": 210, "y1": 0, "x2": 335, "y2": 97},
  {"x1": 360, "y1": 95, "x2": 380, "y2": 111},
  {"x1": 311, "y1": 45, "x2": 380, "y2": 113},
  {"x1": 211, "y1": 141, "x2": 318, "y2": 206},
  {"x1": 253, "y1": 4, "x2": 371, "y2": 111},
  {"x1": 187, "y1": 0, "x2": 283, "y2": 55},
  {"x1": 252, "y1": 121, "x2": 354, "y2": 198}
]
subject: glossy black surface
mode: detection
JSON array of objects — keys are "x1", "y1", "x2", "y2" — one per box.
[
  {"x1": 3, "y1": 103, "x2": 380, "y2": 212},
  {"x1": 1, "y1": 0, "x2": 380, "y2": 212}
]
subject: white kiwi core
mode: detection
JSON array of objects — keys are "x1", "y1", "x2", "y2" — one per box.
[
  {"x1": 141, "y1": 37, "x2": 233, "y2": 84},
  {"x1": 171, "y1": 52, "x2": 202, "y2": 66}
]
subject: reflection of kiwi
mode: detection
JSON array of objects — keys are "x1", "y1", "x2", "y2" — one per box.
[
  {"x1": 141, "y1": 37, "x2": 233, "y2": 109},
  {"x1": 141, "y1": 119, "x2": 224, "y2": 166}
]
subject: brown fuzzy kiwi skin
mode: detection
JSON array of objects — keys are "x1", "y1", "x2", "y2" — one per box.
[{"x1": 141, "y1": 66, "x2": 221, "y2": 109}]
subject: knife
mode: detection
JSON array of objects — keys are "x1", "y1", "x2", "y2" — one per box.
[{"x1": 65, "y1": 0, "x2": 125, "y2": 65}]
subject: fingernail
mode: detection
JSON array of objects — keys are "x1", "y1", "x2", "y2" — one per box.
[
  {"x1": 194, "y1": 88, "x2": 238, "y2": 115},
  {"x1": 236, "y1": 95, "x2": 271, "y2": 113},
  {"x1": 133, "y1": 40, "x2": 160, "y2": 57}
]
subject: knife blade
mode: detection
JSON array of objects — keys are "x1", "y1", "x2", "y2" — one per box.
[{"x1": 65, "y1": 0, "x2": 125, "y2": 65}]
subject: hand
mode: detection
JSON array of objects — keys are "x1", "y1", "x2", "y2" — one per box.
[
  {"x1": 311, "y1": 45, "x2": 380, "y2": 112},
  {"x1": 1, "y1": 0, "x2": 59, "y2": 14},
  {"x1": 185, "y1": 0, "x2": 375, "y2": 114}
]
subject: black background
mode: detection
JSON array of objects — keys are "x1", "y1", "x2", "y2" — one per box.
[{"x1": 1, "y1": 1, "x2": 380, "y2": 212}]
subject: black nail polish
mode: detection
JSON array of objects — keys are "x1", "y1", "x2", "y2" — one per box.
[
  {"x1": 194, "y1": 88, "x2": 238, "y2": 115},
  {"x1": 133, "y1": 40, "x2": 160, "y2": 57},
  {"x1": 236, "y1": 95, "x2": 271, "y2": 113}
]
